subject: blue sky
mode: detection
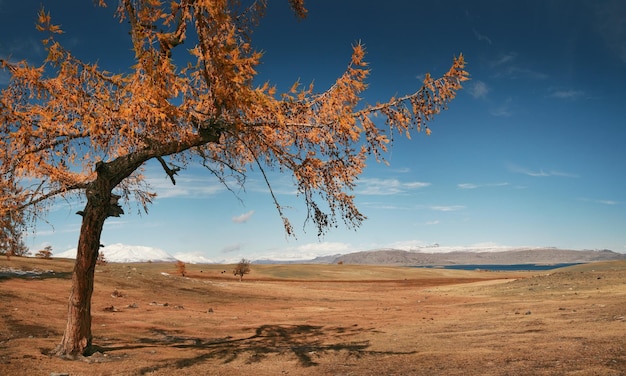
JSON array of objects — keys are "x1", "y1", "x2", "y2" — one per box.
[{"x1": 2, "y1": 1, "x2": 625, "y2": 261}]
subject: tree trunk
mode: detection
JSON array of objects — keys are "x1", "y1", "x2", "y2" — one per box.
[
  {"x1": 54, "y1": 183, "x2": 111, "y2": 357},
  {"x1": 52, "y1": 134, "x2": 217, "y2": 357}
]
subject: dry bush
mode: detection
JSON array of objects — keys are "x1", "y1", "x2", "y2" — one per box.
[
  {"x1": 175, "y1": 260, "x2": 186, "y2": 277},
  {"x1": 96, "y1": 251, "x2": 108, "y2": 266},
  {"x1": 233, "y1": 258, "x2": 251, "y2": 281},
  {"x1": 35, "y1": 245, "x2": 53, "y2": 259}
]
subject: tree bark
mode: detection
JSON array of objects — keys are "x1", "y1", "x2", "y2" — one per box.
[{"x1": 54, "y1": 177, "x2": 112, "y2": 357}]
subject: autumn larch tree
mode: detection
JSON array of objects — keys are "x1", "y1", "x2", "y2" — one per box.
[{"x1": 0, "y1": 1, "x2": 468, "y2": 357}]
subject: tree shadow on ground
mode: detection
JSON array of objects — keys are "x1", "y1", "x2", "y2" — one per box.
[
  {"x1": 0, "y1": 312, "x2": 61, "y2": 344},
  {"x1": 113, "y1": 324, "x2": 415, "y2": 374},
  {"x1": 0, "y1": 269, "x2": 72, "y2": 281}
]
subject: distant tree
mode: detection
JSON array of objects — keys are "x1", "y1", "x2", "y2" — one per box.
[
  {"x1": 35, "y1": 245, "x2": 53, "y2": 259},
  {"x1": 0, "y1": 178, "x2": 28, "y2": 258},
  {"x1": 0, "y1": 236, "x2": 28, "y2": 260},
  {"x1": 96, "y1": 251, "x2": 108, "y2": 266},
  {"x1": 0, "y1": 1, "x2": 468, "y2": 357},
  {"x1": 175, "y1": 260, "x2": 186, "y2": 277},
  {"x1": 233, "y1": 258, "x2": 251, "y2": 282}
]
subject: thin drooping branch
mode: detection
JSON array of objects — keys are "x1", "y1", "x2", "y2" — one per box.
[
  {"x1": 18, "y1": 181, "x2": 90, "y2": 212},
  {"x1": 200, "y1": 162, "x2": 245, "y2": 205},
  {"x1": 250, "y1": 147, "x2": 295, "y2": 237}
]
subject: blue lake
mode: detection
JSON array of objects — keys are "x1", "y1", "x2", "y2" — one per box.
[{"x1": 411, "y1": 263, "x2": 582, "y2": 271}]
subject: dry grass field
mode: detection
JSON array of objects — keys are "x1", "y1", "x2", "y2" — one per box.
[{"x1": 1, "y1": 257, "x2": 625, "y2": 375}]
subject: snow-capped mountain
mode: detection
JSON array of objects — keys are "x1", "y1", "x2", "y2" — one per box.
[
  {"x1": 173, "y1": 252, "x2": 216, "y2": 264},
  {"x1": 56, "y1": 243, "x2": 178, "y2": 263}
]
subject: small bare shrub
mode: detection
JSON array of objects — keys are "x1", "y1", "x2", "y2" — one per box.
[
  {"x1": 176, "y1": 260, "x2": 186, "y2": 277},
  {"x1": 96, "y1": 251, "x2": 108, "y2": 266}
]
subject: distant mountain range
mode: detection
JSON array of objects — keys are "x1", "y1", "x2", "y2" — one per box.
[
  {"x1": 321, "y1": 248, "x2": 626, "y2": 265},
  {"x1": 55, "y1": 243, "x2": 626, "y2": 265}
]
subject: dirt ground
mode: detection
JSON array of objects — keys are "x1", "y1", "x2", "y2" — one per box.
[{"x1": 1, "y1": 257, "x2": 625, "y2": 376}]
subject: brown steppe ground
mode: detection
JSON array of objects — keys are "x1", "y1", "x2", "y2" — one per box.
[{"x1": 1, "y1": 257, "x2": 625, "y2": 376}]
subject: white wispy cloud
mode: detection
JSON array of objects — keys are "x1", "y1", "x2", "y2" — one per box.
[
  {"x1": 473, "y1": 29, "x2": 493, "y2": 45},
  {"x1": 503, "y1": 66, "x2": 548, "y2": 80},
  {"x1": 385, "y1": 240, "x2": 431, "y2": 250},
  {"x1": 391, "y1": 167, "x2": 411, "y2": 173},
  {"x1": 103, "y1": 219, "x2": 133, "y2": 229},
  {"x1": 490, "y1": 97, "x2": 513, "y2": 117},
  {"x1": 146, "y1": 174, "x2": 226, "y2": 198},
  {"x1": 492, "y1": 52, "x2": 517, "y2": 67},
  {"x1": 458, "y1": 182, "x2": 509, "y2": 189},
  {"x1": 578, "y1": 198, "x2": 620, "y2": 205},
  {"x1": 429, "y1": 205, "x2": 465, "y2": 212},
  {"x1": 361, "y1": 201, "x2": 404, "y2": 210},
  {"x1": 403, "y1": 182, "x2": 431, "y2": 189},
  {"x1": 470, "y1": 80, "x2": 489, "y2": 99},
  {"x1": 232, "y1": 210, "x2": 254, "y2": 223},
  {"x1": 507, "y1": 164, "x2": 579, "y2": 178},
  {"x1": 489, "y1": 52, "x2": 548, "y2": 80},
  {"x1": 356, "y1": 178, "x2": 430, "y2": 195},
  {"x1": 248, "y1": 174, "x2": 299, "y2": 196},
  {"x1": 221, "y1": 243, "x2": 244, "y2": 254},
  {"x1": 295, "y1": 242, "x2": 352, "y2": 253},
  {"x1": 30, "y1": 223, "x2": 81, "y2": 237},
  {"x1": 549, "y1": 89, "x2": 585, "y2": 99}
]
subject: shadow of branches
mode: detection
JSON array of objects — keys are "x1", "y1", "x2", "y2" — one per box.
[{"x1": 132, "y1": 324, "x2": 414, "y2": 374}]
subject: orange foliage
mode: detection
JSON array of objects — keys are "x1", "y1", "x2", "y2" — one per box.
[{"x1": 0, "y1": 0, "x2": 468, "y2": 237}]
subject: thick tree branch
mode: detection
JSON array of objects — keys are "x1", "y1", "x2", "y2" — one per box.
[
  {"x1": 99, "y1": 118, "x2": 223, "y2": 189},
  {"x1": 156, "y1": 156, "x2": 180, "y2": 185}
]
